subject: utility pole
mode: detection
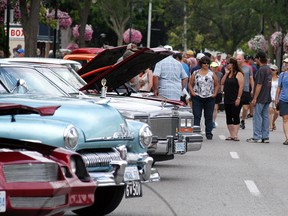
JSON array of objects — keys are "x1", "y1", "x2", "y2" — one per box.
[
  {"x1": 147, "y1": 0, "x2": 152, "y2": 48},
  {"x1": 5, "y1": 0, "x2": 11, "y2": 58},
  {"x1": 53, "y1": 1, "x2": 58, "y2": 58}
]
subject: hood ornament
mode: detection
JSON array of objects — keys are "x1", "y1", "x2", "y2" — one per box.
[{"x1": 101, "y1": 78, "x2": 107, "y2": 98}]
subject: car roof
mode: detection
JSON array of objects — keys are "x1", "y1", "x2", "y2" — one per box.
[{"x1": 4, "y1": 57, "x2": 82, "y2": 66}]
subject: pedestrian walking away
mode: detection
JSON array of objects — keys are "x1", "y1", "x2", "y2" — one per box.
[
  {"x1": 247, "y1": 51, "x2": 272, "y2": 143},
  {"x1": 221, "y1": 57, "x2": 244, "y2": 141},
  {"x1": 275, "y1": 58, "x2": 288, "y2": 145},
  {"x1": 236, "y1": 53, "x2": 254, "y2": 130},
  {"x1": 188, "y1": 56, "x2": 219, "y2": 140}
]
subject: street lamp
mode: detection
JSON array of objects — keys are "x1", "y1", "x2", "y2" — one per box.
[{"x1": 147, "y1": 0, "x2": 152, "y2": 48}]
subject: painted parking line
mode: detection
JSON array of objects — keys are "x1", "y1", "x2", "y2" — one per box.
[
  {"x1": 244, "y1": 180, "x2": 261, "y2": 196},
  {"x1": 230, "y1": 152, "x2": 239, "y2": 159}
]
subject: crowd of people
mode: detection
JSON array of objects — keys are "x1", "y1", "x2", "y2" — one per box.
[
  {"x1": 121, "y1": 44, "x2": 288, "y2": 145},
  {"x1": 2, "y1": 43, "x2": 288, "y2": 144}
]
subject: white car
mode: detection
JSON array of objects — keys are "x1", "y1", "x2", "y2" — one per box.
[{"x1": 4, "y1": 57, "x2": 82, "y2": 72}]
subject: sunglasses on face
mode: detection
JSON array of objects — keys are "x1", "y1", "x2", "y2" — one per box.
[
  {"x1": 202, "y1": 62, "x2": 210, "y2": 65},
  {"x1": 271, "y1": 69, "x2": 277, "y2": 71}
]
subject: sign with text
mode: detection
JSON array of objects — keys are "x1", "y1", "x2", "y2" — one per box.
[{"x1": 9, "y1": 27, "x2": 24, "y2": 39}]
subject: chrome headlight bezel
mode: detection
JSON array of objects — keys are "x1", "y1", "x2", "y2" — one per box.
[
  {"x1": 139, "y1": 125, "x2": 153, "y2": 148},
  {"x1": 180, "y1": 118, "x2": 186, "y2": 127},
  {"x1": 64, "y1": 125, "x2": 79, "y2": 150},
  {"x1": 186, "y1": 119, "x2": 192, "y2": 127}
]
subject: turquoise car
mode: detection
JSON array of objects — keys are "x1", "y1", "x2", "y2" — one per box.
[{"x1": 0, "y1": 65, "x2": 158, "y2": 215}]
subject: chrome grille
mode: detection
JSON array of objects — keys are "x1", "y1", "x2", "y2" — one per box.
[
  {"x1": 81, "y1": 151, "x2": 122, "y2": 167},
  {"x1": 10, "y1": 195, "x2": 66, "y2": 208},
  {"x1": 3, "y1": 163, "x2": 59, "y2": 183},
  {"x1": 150, "y1": 117, "x2": 178, "y2": 139}
]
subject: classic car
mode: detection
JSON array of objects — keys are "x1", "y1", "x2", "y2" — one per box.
[
  {"x1": 0, "y1": 64, "x2": 159, "y2": 215},
  {"x1": 0, "y1": 104, "x2": 96, "y2": 216},
  {"x1": 63, "y1": 53, "x2": 97, "y2": 66},
  {"x1": 3, "y1": 49, "x2": 203, "y2": 163},
  {"x1": 5, "y1": 57, "x2": 82, "y2": 74}
]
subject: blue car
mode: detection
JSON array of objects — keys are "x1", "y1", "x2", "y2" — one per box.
[{"x1": 0, "y1": 64, "x2": 159, "y2": 215}]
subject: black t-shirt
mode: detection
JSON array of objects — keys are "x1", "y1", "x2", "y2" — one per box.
[
  {"x1": 254, "y1": 64, "x2": 272, "y2": 104},
  {"x1": 223, "y1": 73, "x2": 239, "y2": 104}
]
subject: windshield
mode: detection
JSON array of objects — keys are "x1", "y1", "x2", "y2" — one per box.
[
  {"x1": 49, "y1": 66, "x2": 87, "y2": 89},
  {"x1": 35, "y1": 67, "x2": 79, "y2": 94},
  {"x1": 0, "y1": 66, "x2": 67, "y2": 96}
]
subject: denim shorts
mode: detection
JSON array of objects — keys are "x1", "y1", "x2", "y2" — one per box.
[{"x1": 279, "y1": 100, "x2": 288, "y2": 116}]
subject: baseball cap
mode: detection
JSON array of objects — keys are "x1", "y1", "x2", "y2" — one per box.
[
  {"x1": 283, "y1": 58, "x2": 288, "y2": 63},
  {"x1": 210, "y1": 62, "x2": 219, "y2": 68},
  {"x1": 196, "y1": 53, "x2": 205, "y2": 60},
  {"x1": 186, "y1": 50, "x2": 194, "y2": 55},
  {"x1": 17, "y1": 48, "x2": 25, "y2": 54},
  {"x1": 270, "y1": 64, "x2": 278, "y2": 70}
]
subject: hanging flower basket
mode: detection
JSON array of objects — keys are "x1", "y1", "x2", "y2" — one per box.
[
  {"x1": 72, "y1": 24, "x2": 94, "y2": 41},
  {"x1": 248, "y1": 34, "x2": 267, "y2": 52},
  {"x1": 270, "y1": 31, "x2": 283, "y2": 49},
  {"x1": 123, "y1": 28, "x2": 142, "y2": 44},
  {"x1": 47, "y1": 9, "x2": 72, "y2": 30}
]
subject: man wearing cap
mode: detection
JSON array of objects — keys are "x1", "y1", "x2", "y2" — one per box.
[
  {"x1": 247, "y1": 51, "x2": 272, "y2": 143},
  {"x1": 15, "y1": 48, "x2": 25, "y2": 57},
  {"x1": 211, "y1": 61, "x2": 223, "y2": 128}
]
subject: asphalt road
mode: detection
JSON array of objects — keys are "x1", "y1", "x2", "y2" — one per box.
[{"x1": 66, "y1": 111, "x2": 288, "y2": 216}]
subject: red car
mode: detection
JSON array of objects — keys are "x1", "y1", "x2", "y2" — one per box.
[{"x1": 0, "y1": 104, "x2": 96, "y2": 216}]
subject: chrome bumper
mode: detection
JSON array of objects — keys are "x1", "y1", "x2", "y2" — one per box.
[
  {"x1": 150, "y1": 136, "x2": 174, "y2": 155},
  {"x1": 184, "y1": 133, "x2": 203, "y2": 151},
  {"x1": 89, "y1": 156, "x2": 160, "y2": 187}
]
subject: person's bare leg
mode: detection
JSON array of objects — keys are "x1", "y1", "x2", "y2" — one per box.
[
  {"x1": 272, "y1": 109, "x2": 279, "y2": 129},
  {"x1": 283, "y1": 115, "x2": 288, "y2": 140},
  {"x1": 269, "y1": 107, "x2": 273, "y2": 130},
  {"x1": 227, "y1": 124, "x2": 235, "y2": 138},
  {"x1": 234, "y1": 124, "x2": 240, "y2": 139}
]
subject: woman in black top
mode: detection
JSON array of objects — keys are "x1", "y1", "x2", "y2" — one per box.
[{"x1": 221, "y1": 57, "x2": 244, "y2": 141}]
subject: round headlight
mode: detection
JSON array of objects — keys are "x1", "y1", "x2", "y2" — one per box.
[
  {"x1": 139, "y1": 125, "x2": 153, "y2": 148},
  {"x1": 64, "y1": 125, "x2": 79, "y2": 149}
]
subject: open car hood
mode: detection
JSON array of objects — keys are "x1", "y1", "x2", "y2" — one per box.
[
  {"x1": 80, "y1": 47, "x2": 173, "y2": 91},
  {"x1": 0, "y1": 103, "x2": 60, "y2": 116},
  {"x1": 77, "y1": 46, "x2": 127, "y2": 76}
]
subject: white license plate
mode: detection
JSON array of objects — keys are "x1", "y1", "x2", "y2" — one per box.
[
  {"x1": 125, "y1": 181, "x2": 142, "y2": 198},
  {"x1": 124, "y1": 166, "x2": 140, "y2": 182},
  {"x1": 0, "y1": 191, "x2": 6, "y2": 212},
  {"x1": 175, "y1": 142, "x2": 186, "y2": 153}
]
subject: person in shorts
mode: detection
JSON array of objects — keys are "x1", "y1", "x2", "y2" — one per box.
[
  {"x1": 236, "y1": 53, "x2": 254, "y2": 129},
  {"x1": 211, "y1": 61, "x2": 223, "y2": 128},
  {"x1": 275, "y1": 58, "x2": 288, "y2": 145}
]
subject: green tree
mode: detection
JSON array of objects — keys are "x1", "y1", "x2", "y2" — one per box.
[
  {"x1": 96, "y1": 0, "x2": 131, "y2": 46},
  {"x1": 19, "y1": 0, "x2": 41, "y2": 57}
]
